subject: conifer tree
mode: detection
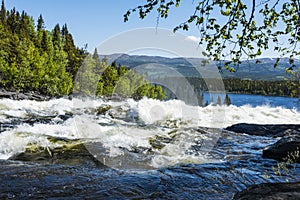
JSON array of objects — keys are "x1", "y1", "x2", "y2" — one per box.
[
  {"x1": 52, "y1": 24, "x2": 61, "y2": 48},
  {"x1": 61, "y1": 24, "x2": 68, "y2": 38},
  {"x1": 223, "y1": 94, "x2": 232, "y2": 106},
  {"x1": 20, "y1": 11, "x2": 29, "y2": 37},
  {"x1": 0, "y1": 0, "x2": 6, "y2": 25},
  {"x1": 61, "y1": 24, "x2": 86, "y2": 80},
  {"x1": 14, "y1": 11, "x2": 20, "y2": 34},
  {"x1": 37, "y1": 14, "x2": 44, "y2": 31},
  {"x1": 41, "y1": 30, "x2": 50, "y2": 52},
  {"x1": 6, "y1": 8, "x2": 16, "y2": 33},
  {"x1": 92, "y1": 48, "x2": 99, "y2": 62}
]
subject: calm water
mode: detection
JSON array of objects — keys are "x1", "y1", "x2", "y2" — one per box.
[{"x1": 204, "y1": 93, "x2": 300, "y2": 110}]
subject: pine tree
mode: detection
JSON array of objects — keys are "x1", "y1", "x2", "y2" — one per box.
[
  {"x1": 223, "y1": 94, "x2": 232, "y2": 106},
  {"x1": 20, "y1": 11, "x2": 29, "y2": 37},
  {"x1": 14, "y1": 11, "x2": 20, "y2": 34},
  {"x1": 0, "y1": 0, "x2": 6, "y2": 25},
  {"x1": 37, "y1": 14, "x2": 44, "y2": 31},
  {"x1": 6, "y1": 8, "x2": 16, "y2": 33},
  {"x1": 92, "y1": 48, "x2": 100, "y2": 62},
  {"x1": 62, "y1": 24, "x2": 82, "y2": 78},
  {"x1": 61, "y1": 24, "x2": 68, "y2": 38},
  {"x1": 52, "y1": 24, "x2": 61, "y2": 48},
  {"x1": 41, "y1": 30, "x2": 50, "y2": 52}
]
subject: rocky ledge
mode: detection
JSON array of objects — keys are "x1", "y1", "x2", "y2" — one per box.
[
  {"x1": 0, "y1": 88, "x2": 51, "y2": 101},
  {"x1": 226, "y1": 123, "x2": 300, "y2": 162},
  {"x1": 234, "y1": 182, "x2": 300, "y2": 200},
  {"x1": 9, "y1": 136, "x2": 105, "y2": 168},
  {"x1": 263, "y1": 135, "x2": 300, "y2": 163},
  {"x1": 225, "y1": 123, "x2": 300, "y2": 137}
]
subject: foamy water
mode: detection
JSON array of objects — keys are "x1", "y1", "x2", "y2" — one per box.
[
  {"x1": 0, "y1": 97, "x2": 299, "y2": 167},
  {"x1": 127, "y1": 98, "x2": 300, "y2": 127}
]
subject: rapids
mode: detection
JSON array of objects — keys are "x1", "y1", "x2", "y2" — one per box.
[
  {"x1": 0, "y1": 97, "x2": 299, "y2": 199},
  {"x1": 0, "y1": 97, "x2": 299, "y2": 168}
]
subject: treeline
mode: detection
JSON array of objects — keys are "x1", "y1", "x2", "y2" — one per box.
[
  {"x1": 0, "y1": 1, "x2": 166, "y2": 99},
  {"x1": 152, "y1": 76, "x2": 298, "y2": 104},
  {"x1": 223, "y1": 79, "x2": 299, "y2": 97},
  {"x1": 74, "y1": 50, "x2": 166, "y2": 100},
  {"x1": 181, "y1": 77, "x2": 298, "y2": 98}
]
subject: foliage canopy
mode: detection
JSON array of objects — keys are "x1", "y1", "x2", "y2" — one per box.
[
  {"x1": 0, "y1": 1, "x2": 166, "y2": 100},
  {"x1": 124, "y1": 0, "x2": 300, "y2": 77}
]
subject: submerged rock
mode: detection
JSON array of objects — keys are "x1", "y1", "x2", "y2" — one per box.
[
  {"x1": 96, "y1": 104, "x2": 112, "y2": 115},
  {"x1": 225, "y1": 123, "x2": 300, "y2": 137},
  {"x1": 149, "y1": 135, "x2": 174, "y2": 150},
  {"x1": 234, "y1": 182, "x2": 300, "y2": 200},
  {"x1": 0, "y1": 112, "x2": 74, "y2": 131},
  {"x1": 9, "y1": 137, "x2": 105, "y2": 168},
  {"x1": 262, "y1": 135, "x2": 300, "y2": 163}
]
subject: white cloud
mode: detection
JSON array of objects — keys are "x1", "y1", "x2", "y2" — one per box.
[{"x1": 185, "y1": 36, "x2": 201, "y2": 43}]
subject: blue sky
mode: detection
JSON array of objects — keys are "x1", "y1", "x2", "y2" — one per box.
[
  {"x1": 4, "y1": 0, "x2": 283, "y2": 58},
  {"x1": 5, "y1": 0, "x2": 200, "y2": 53}
]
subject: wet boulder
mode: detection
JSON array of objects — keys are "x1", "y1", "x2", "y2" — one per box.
[
  {"x1": 9, "y1": 136, "x2": 105, "y2": 168},
  {"x1": 96, "y1": 104, "x2": 112, "y2": 115},
  {"x1": 225, "y1": 123, "x2": 300, "y2": 137},
  {"x1": 262, "y1": 135, "x2": 300, "y2": 163},
  {"x1": 149, "y1": 135, "x2": 174, "y2": 150},
  {"x1": 234, "y1": 182, "x2": 300, "y2": 200}
]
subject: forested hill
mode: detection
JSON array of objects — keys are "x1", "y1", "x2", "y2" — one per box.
[
  {"x1": 0, "y1": 1, "x2": 86, "y2": 95},
  {"x1": 101, "y1": 54, "x2": 299, "y2": 81},
  {"x1": 0, "y1": 1, "x2": 166, "y2": 99},
  {"x1": 99, "y1": 54, "x2": 299, "y2": 98}
]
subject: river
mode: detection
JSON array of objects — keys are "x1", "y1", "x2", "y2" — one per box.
[
  {"x1": 0, "y1": 95, "x2": 299, "y2": 199},
  {"x1": 205, "y1": 93, "x2": 300, "y2": 110}
]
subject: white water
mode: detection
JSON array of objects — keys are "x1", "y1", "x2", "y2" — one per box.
[{"x1": 0, "y1": 97, "x2": 299, "y2": 167}]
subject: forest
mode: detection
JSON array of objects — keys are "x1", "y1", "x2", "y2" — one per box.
[
  {"x1": 159, "y1": 76, "x2": 299, "y2": 100},
  {"x1": 223, "y1": 78, "x2": 299, "y2": 97},
  {"x1": 0, "y1": 1, "x2": 166, "y2": 100}
]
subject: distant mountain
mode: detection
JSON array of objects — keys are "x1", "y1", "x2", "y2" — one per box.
[{"x1": 99, "y1": 54, "x2": 299, "y2": 81}]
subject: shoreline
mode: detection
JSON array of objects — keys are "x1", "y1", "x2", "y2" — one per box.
[
  {"x1": 0, "y1": 88, "x2": 52, "y2": 101},
  {"x1": 0, "y1": 86, "x2": 298, "y2": 101},
  {"x1": 207, "y1": 91, "x2": 299, "y2": 99}
]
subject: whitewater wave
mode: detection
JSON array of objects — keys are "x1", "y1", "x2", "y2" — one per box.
[
  {"x1": 0, "y1": 97, "x2": 298, "y2": 168},
  {"x1": 127, "y1": 98, "x2": 300, "y2": 127}
]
